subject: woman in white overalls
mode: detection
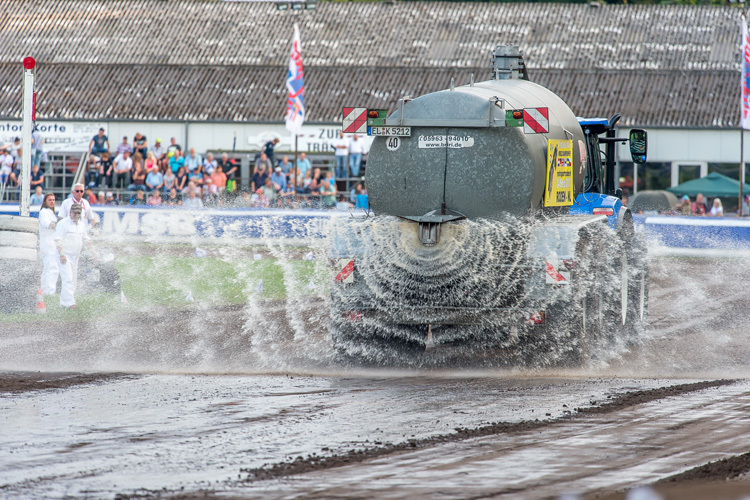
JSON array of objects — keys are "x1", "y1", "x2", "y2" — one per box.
[{"x1": 38, "y1": 193, "x2": 59, "y2": 295}]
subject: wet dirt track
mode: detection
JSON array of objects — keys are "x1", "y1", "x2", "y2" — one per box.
[{"x1": 3, "y1": 253, "x2": 750, "y2": 499}]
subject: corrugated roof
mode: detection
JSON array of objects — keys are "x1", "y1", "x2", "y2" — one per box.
[
  {"x1": 0, "y1": 1, "x2": 738, "y2": 70},
  {"x1": 0, "y1": 1, "x2": 742, "y2": 127},
  {"x1": 0, "y1": 63, "x2": 737, "y2": 128}
]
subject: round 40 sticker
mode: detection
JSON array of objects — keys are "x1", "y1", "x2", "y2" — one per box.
[{"x1": 385, "y1": 136, "x2": 401, "y2": 151}]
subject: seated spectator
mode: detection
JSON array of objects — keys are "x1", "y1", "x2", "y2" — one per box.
[
  {"x1": 311, "y1": 167, "x2": 322, "y2": 185},
  {"x1": 296, "y1": 152, "x2": 311, "y2": 179},
  {"x1": 217, "y1": 153, "x2": 238, "y2": 191},
  {"x1": 175, "y1": 165, "x2": 188, "y2": 192},
  {"x1": 144, "y1": 151, "x2": 158, "y2": 174},
  {"x1": 165, "y1": 187, "x2": 182, "y2": 206},
  {"x1": 167, "y1": 137, "x2": 181, "y2": 158},
  {"x1": 110, "y1": 150, "x2": 133, "y2": 189},
  {"x1": 152, "y1": 138, "x2": 166, "y2": 160},
  {"x1": 84, "y1": 187, "x2": 97, "y2": 205},
  {"x1": 262, "y1": 176, "x2": 277, "y2": 204},
  {"x1": 236, "y1": 189, "x2": 253, "y2": 207},
  {"x1": 673, "y1": 195, "x2": 691, "y2": 216},
  {"x1": 270, "y1": 166, "x2": 287, "y2": 193},
  {"x1": 99, "y1": 152, "x2": 112, "y2": 187},
  {"x1": 147, "y1": 190, "x2": 162, "y2": 206},
  {"x1": 0, "y1": 148, "x2": 13, "y2": 185},
  {"x1": 304, "y1": 178, "x2": 320, "y2": 196},
  {"x1": 182, "y1": 187, "x2": 204, "y2": 209},
  {"x1": 302, "y1": 169, "x2": 312, "y2": 189},
  {"x1": 182, "y1": 180, "x2": 197, "y2": 196},
  {"x1": 187, "y1": 166, "x2": 204, "y2": 186},
  {"x1": 254, "y1": 187, "x2": 269, "y2": 208},
  {"x1": 203, "y1": 177, "x2": 219, "y2": 206},
  {"x1": 255, "y1": 152, "x2": 273, "y2": 172},
  {"x1": 133, "y1": 132, "x2": 148, "y2": 158},
  {"x1": 203, "y1": 152, "x2": 217, "y2": 175},
  {"x1": 709, "y1": 198, "x2": 723, "y2": 217},
  {"x1": 116, "y1": 136, "x2": 131, "y2": 156},
  {"x1": 89, "y1": 128, "x2": 110, "y2": 155},
  {"x1": 692, "y1": 193, "x2": 707, "y2": 215},
  {"x1": 280, "y1": 180, "x2": 297, "y2": 206},
  {"x1": 163, "y1": 167, "x2": 177, "y2": 193},
  {"x1": 251, "y1": 164, "x2": 268, "y2": 192},
  {"x1": 85, "y1": 154, "x2": 101, "y2": 188},
  {"x1": 278, "y1": 155, "x2": 293, "y2": 177},
  {"x1": 321, "y1": 178, "x2": 336, "y2": 208},
  {"x1": 355, "y1": 186, "x2": 369, "y2": 210},
  {"x1": 8, "y1": 163, "x2": 20, "y2": 188},
  {"x1": 169, "y1": 149, "x2": 185, "y2": 173},
  {"x1": 185, "y1": 148, "x2": 202, "y2": 173},
  {"x1": 30, "y1": 185, "x2": 44, "y2": 205},
  {"x1": 30, "y1": 163, "x2": 45, "y2": 190},
  {"x1": 105, "y1": 191, "x2": 119, "y2": 205},
  {"x1": 98, "y1": 191, "x2": 105, "y2": 205},
  {"x1": 10, "y1": 137, "x2": 21, "y2": 165},
  {"x1": 145, "y1": 167, "x2": 164, "y2": 191},
  {"x1": 211, "y1": 165, "x2": 227, "y2": 192},
  {"x1": 130, "y1": 189, "x2": 146, "y2": 205},
  {"x1": 128, "y1": 160, "x2": 146, "y2": 191}
]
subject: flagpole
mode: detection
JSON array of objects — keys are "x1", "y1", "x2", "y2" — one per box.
[
  {"x1": 742, "y1": 13, "x2": 748, "y2": 215},
  {"x1": 742, "y1": 128, "x2": 745, "y2": 215}
]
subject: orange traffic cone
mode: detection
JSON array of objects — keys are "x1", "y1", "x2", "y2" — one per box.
[{"x1": 35, "y1": 289, "x2": 46, "y2": 314}]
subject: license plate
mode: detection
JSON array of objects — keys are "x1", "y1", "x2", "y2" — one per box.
[{"x1": 368, "y1": 126, "x2": 411, "y2": 137}]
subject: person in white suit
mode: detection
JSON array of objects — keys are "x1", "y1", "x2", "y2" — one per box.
[
  {"x1": 54, "y1": 204, "x2": 96, "y2": 309},
  {"x1": 38, "y1": 192, "x2": 59, "y2": 295}
]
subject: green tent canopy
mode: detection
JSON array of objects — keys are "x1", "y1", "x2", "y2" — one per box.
[{"x1": 666, "y1": 172, "x2": 750, "y2": 198}]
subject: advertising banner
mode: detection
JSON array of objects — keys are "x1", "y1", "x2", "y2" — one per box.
[{"x1": 544, "y1": 139, "x2": 574, "y2": 207}]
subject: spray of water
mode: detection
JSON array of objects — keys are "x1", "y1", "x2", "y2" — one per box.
[
  {"x1": 328, "y1": 215, "x2": 648, "y2": 370},
  {"x1": 9, "y1": 210, "x2": 750, "y2": 378}
]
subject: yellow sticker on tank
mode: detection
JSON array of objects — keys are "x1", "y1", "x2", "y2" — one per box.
[{"x1": 544, "y1": 139, "x2": 574, "y2": 207}]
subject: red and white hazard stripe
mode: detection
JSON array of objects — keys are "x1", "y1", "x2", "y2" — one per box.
[
  {"x1": 545, "y1": 260, "x2": 569, "y2": 284},
  {"x1": 335, "y1": 259, "x2": 355, "y2": 283},
  {"x1": 342, "y1": 107, "x2": 368, "y2": 134},
  {"x1": 523, "y1": 107, "x2": 549, "y2": 134}
]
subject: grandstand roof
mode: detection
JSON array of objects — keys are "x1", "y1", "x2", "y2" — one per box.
[{"x1": 0, "y1": 1, "x2": 741, "y2": 128}]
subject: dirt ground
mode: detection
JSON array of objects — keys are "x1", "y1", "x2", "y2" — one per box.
[{"x1": 4, "y1": 254, "x2": 750, "y2": 499}]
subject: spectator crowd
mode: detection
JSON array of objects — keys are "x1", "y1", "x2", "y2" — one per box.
[
  {"x1": 3, "y1": 128, "x2": 373, "y2": 209},
  {"x1": 80, "y1": 129, "x2": 369, "y2": 209}
]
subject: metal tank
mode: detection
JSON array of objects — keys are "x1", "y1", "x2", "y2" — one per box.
[{"x1": 367, "y1": 46, "x2": 586, "y2": 226}]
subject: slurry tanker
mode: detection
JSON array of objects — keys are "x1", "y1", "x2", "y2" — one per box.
[{"x1": 330, "y1": 46, "x2": 649, "y2": 366}]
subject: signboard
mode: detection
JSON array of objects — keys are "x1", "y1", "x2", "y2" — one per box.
[
  {"x1": 523, "y1": 107, "x2": 549, "y2": 134},
  {"x1": 369, "y1": 126, "x2": 411, "y2": 137},
  {"x1": 342, "y1": 107, "x2": 368, "y2": 134},
  {"x1": 0, "y1": 121, "x2": 107, "y2": 152},
  {"x1": 418, "y1": 135, "x2": 474, "y2": 149},
  {"x1": 544, "y1": 139, "x2": 574, "y2": 207}
]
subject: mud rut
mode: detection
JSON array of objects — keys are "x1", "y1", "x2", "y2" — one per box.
[{"x1": 3, "y1": 255, "x2": 750, "y2": 499}]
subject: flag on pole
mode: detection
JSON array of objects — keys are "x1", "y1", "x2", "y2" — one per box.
[
  {"x1": 742, "y1": 16, "x2": 750, "y2": 130},
  {"x1": 286, "y1": 23, "x2": 305, "y2": 134}
]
